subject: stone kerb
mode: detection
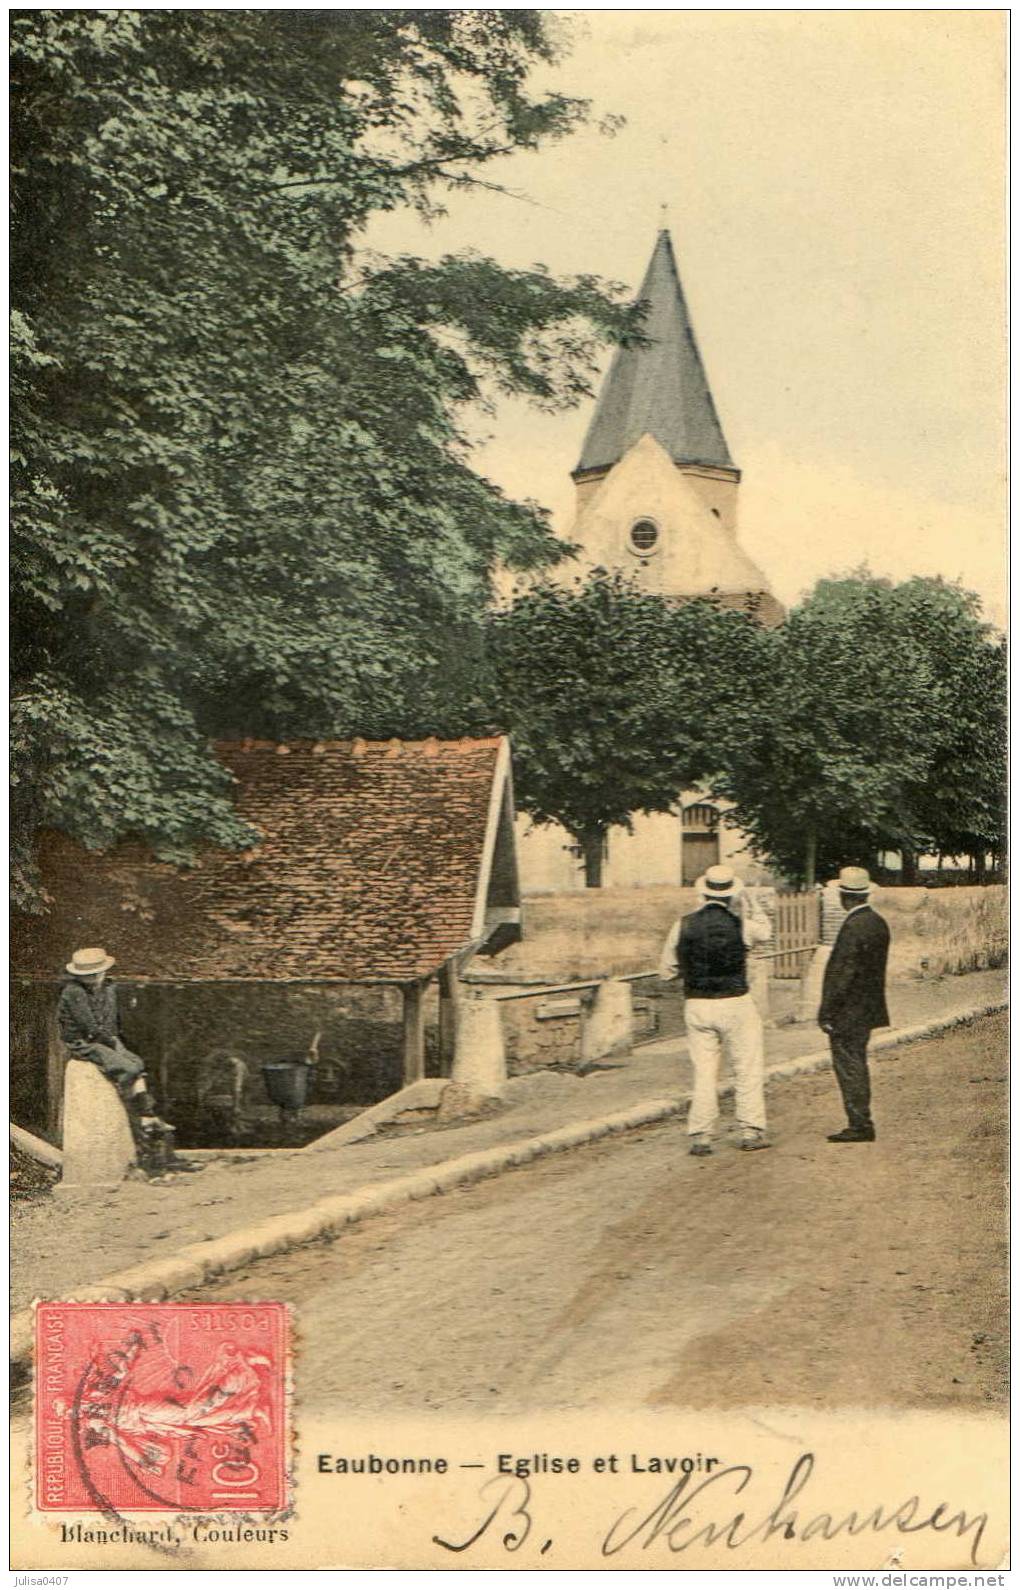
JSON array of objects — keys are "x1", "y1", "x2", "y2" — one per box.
[{"x1": 57, "y1": 1060, "x2": 136, "y2": 1193}]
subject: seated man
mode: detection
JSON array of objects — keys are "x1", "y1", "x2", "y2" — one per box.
[{"x1": 57, "y1": 946, "x2": 175, "y2": 1170}]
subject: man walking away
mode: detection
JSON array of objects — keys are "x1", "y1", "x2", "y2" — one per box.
[
  {"x1": 57, "y1": 946, "x2": 176, "y2": 1171},
  {"x1": 659, "y1": 865, "x2": 772, "y2": 1155},
  {"x1": 818, "y1": 868, "x2": 890, "y2": 1143}
]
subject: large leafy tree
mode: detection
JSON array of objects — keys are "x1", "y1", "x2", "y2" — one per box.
[
  {"x1": 892, "y1": 581, "x2": 1006, "y2": 879},
  {"x1": 487, "y1": 570, "x2": 767, "y2": 886},
  {"x1": 713, "y1": 572, "x2": 1005, "y2": 885},
  {"x1": 11, "y1": 10, "x2": 636, "y2": 906}
]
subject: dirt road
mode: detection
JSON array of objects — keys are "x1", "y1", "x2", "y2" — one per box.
[{"x1": 202, "y1": 1013, "x2": 1007, "y2": 1415}]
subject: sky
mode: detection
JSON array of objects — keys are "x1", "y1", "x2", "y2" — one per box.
[{"x1": 367, "y1": 11, "x2": 1006, "y2": 626}]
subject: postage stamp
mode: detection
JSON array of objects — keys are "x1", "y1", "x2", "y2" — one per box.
[{"x1": 35, "y1": 1302, "x2": 290, "y2": 1514}]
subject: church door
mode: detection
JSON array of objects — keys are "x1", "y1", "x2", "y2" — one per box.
[{"x1": 681, "y1": 804, "x2": 720, "y2": 886}]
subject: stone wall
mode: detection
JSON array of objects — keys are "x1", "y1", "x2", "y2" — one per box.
[
  {"x1": 516, "y1": 807, "x2": 772, "y2": 896},
  {"x1": 496, "y1": 885, "x2": 697, "y2": 979},
  {"x1": 466, "y1": 883, "x2": 742, "y2": 1071},
  {"x1": 867, "y1": 886, "x2": 1008, "y2": 978},
  {"x1": 460, "y1": 883, "x2": 1008, "y2": 1072},
  {"x1": 497, "y1": 992, "x2": 584, "y2": 1074},
  {"x1": 497, "y1": 883, "x2": 1007, "y2": 985},
  {"x1": 472, "y1": 980, "x2": 666, "y2": 1076}
]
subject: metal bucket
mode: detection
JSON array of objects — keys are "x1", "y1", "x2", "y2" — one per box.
[{"x1": 261, "y1": 1062, "x2": 314, "y2": 1113}]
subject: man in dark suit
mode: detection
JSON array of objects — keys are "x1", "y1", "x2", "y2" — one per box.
[{"x1": 818, "y1": 867, "x2": 890, "y2": 1143}]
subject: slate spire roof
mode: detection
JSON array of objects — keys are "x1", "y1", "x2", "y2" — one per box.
[{"x1": 574, "y1": 229, "x2": 736, "y2": 478}]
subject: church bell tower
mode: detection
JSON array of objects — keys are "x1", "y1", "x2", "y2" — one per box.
[{"x1": 567, "y1": 229, "x2": 782, "y2": 625}]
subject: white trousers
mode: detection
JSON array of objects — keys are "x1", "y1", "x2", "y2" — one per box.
[{"x1": 684, "y1": 993, "x2": 766, "y2": 1136}]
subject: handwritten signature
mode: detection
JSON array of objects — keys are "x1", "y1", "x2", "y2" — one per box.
[
  {"x1": 433, "y1": 1453, "x2": 990, "y2": 1566},
  {"x1": 434, "y1": 1475, "x2": 552, "y2": 1556}
]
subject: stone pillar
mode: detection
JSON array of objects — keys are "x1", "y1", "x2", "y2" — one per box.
[
  {"x1": 821, "y1": 882, "x2": 844, "y2": 945},
  {"x1": 449, "y1": 993, "x2": 506, "y2": 1101},
  {"x1": 750, "y1": 885, "x2": 777, "y2": 953},
  {"x1": 580, "y1": 979, "x2": 634, "y2": 1063},
  {"x1": 746, "y1": 957, "x2": 772, "y2": 1025},
  {"x1": 797, "y1": 944, "x2": 832, "y2": 1025},
  {"x1": 58, "y1": 1060, "x2": 136, "y2": 1192}
]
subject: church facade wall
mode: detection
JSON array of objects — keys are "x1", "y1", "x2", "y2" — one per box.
[
  {"x1": 676, "y1": 466, "x2": 739, "y2": 533},
  {"x1": 572, "y1": 464, "x2": 737, "y2": 530},
  {"x1": 516, "y1": 803, "x2": 772, "y2": 895}
]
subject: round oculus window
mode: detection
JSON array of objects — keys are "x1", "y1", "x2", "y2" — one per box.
[{"x1": 630, "y1": 518, "x2": 659, "y2": 553}]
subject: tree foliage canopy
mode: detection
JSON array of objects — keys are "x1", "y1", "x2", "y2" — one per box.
[
  {"x1": 491, "y1": 568, "x2": 1004, "y2": 889},
  {"x1": 712, "y1": 572, "x2": 1006, "y2": 884},
  {"x1": 11, "y1": 9, "x2": 637, "y2": 905},
  {"x1": 486, "y1": 569, "x2": 768, "y2": 884}
]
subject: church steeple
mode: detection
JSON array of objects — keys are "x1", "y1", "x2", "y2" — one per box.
[
  {"x1": 559, "y1": 226, "x2": 782, "y2": 622},
  {"x1": 573, "y1": 229, "x2": 737, "y2": 483}
]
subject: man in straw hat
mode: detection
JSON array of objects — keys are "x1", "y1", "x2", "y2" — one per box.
[
  {"x1": 818, "y1": 867, "x2": 890, "y2": 1143},
  {"x1": 57, "y1": 946, "x2": 175, "y2": 1168},
  {"x1": 659, "y1": 864, "x2": 773, "y2": 1155}
]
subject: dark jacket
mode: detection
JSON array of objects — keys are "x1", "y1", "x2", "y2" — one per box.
[
  {"x1": 818, "y1": 906, "x2": 890, "y2": 1031},
  {"x1": 57, "y1": 978, "x2": 120, "y2": 1054},
  {"x1": 678, "y1": 903, "x2": 749, "y2": 998}
]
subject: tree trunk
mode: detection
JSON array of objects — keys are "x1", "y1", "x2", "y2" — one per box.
[
  {"x1": 803, "y1": 826, "x2": 817, "y2": 890},
  {"x1": 974, "y1": 850, "x2": 987, "y2": 885},
  {"x1": 580, "y1": 828, "x2": 605, "y2": 889},
  {"x1": 900, "y1": 844, "x2": 918, "y2": 886}
]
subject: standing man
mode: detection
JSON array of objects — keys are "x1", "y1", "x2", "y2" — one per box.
[
  {"x1": 57, "y1": 946, "x2": 175, "y2": 1166},
  {"x1": 818, "y1": 868, "x2": 890, "y2": 1143},
  {"x1": 659, "y1": 864, "x2": 772, "y2": 1155}
]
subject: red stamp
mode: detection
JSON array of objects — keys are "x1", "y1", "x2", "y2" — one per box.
[{"x1": 35, "y1": 1302, "x2": 290, "y2": 1513}]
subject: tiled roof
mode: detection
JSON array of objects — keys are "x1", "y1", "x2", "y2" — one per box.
[
  {"x1": 13, "y1": 738, "x2": 508, "y2": 983},
  {"x1": 575, "y1": 229, "x2": 735, "y2": 477}
]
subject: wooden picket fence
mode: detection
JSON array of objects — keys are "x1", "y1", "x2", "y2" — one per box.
[{"x1": 772, "y1": 890, "x2": 821, "y2": 978}]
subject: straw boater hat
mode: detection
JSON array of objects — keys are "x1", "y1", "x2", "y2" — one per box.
[
  {"x1": 837, "y1": 866, "x2": 871, "y2": 896},
  {"x1": 695, "y1": 864, "x2": 745, "y2": 903},
  {"x1": 66, "y1": 946, "x2": 115, "y2": 977}
]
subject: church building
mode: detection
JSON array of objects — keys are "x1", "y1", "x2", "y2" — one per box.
[{"x1": 516, "y1": 228, "x2": 783, "y2": 894}]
